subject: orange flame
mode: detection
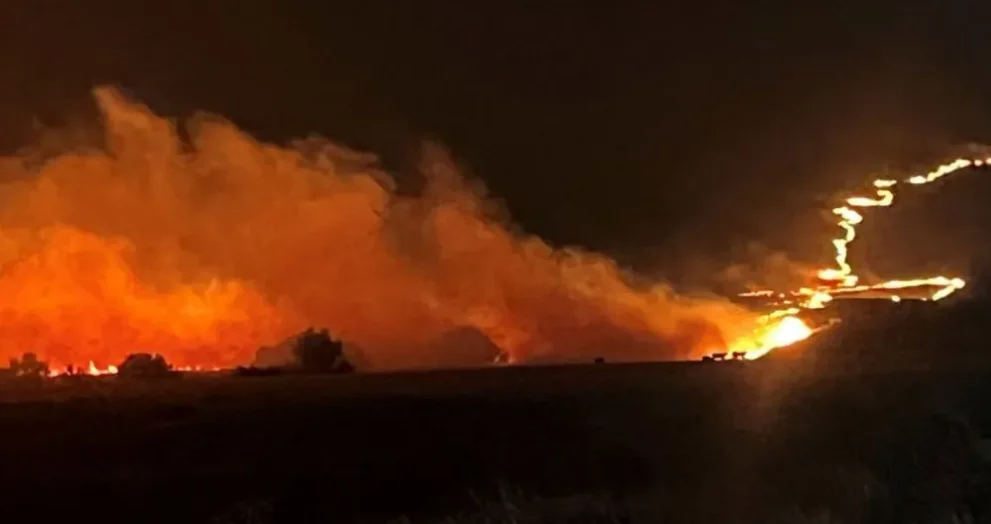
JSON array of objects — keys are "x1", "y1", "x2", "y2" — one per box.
[
  {"x1": 0, "y1": 87, "x2": 762, "y2": 370},
  {"x1": 729, "y1": 156, "x2": 981, "y2": 360},
  {"x1": 48, "y1": 360, "x2": 218, "y2": 377},
  {"x1": 48, "y1": 361, "x2": 118, "y2": 377},
  {"x1": 0, "y1": 226, "x2": 291, "y2": 369},
  {"x1": 814, "y1": 157, "x2": 979, "y2": 301}
]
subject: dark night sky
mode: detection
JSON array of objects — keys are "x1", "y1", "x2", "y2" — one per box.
[{"x1": 3, "y1": 1, "x2": 991, "y2": 283}]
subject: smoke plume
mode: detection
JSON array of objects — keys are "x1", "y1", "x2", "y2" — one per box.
[{"x1": 0, "y1": 87, "x2": 760, "y2": 370}]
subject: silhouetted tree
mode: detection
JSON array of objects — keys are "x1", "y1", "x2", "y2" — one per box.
[
  {"x1": 292, "y1": 328, "x2": 354, "y2": 374},
  {"x1": 9, "y1": 352, "x2": 49, "y2": 378},
  {"x1": 117, "y1": 353, "x2": 173, "y2": 378}
]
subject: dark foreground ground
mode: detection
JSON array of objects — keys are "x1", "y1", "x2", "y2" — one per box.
[{"x1": 1, "y1": 358, "x2": 991, "y2": 524}]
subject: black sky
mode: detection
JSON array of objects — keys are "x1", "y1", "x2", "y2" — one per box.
[{"x1": 2, "y1": 1, "x2": 991, "y2": 281}]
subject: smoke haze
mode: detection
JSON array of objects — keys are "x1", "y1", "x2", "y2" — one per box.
[{"x1": 0, "y1": 87, "x2": 761, "y2": 370}]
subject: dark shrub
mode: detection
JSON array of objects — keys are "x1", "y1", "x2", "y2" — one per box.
[
  {"x1": 293, "y1": 328, "x2": 354, "y2": 374},
  {"x1": 9, "y1": 352, "x2": 49, "y2": 378},
  {"x1": 117, "y1": 353, "x2": 174, "y2": 378},
  {"x1": 245, "y1": 328, "x2": 356, "y2": 376}
]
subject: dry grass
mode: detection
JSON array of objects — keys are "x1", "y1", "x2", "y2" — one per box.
[{"x1": 3, "y1": 363, "x2": 991, "y2": 523}]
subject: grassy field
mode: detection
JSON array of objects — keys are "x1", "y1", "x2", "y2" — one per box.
[{"x1": 1, "y1": 358, "x2": 990, "y2": 523}]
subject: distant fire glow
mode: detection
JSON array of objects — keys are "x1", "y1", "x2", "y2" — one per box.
[
  {"x1": 741, "y1": 316, "x2": 814, "y2": 360},
  {"x1": 724, "y1": 157, "x2": 978, "y2": 360},
  {"x1": 0, "y1": 87, "x2": 765, "y2": 371},
  {"x1": 47, "y1": 361, "x2": 217, "y2": 377},
  {"x1": 0, "y1": 87, "x2": 978, "y2": 371}
]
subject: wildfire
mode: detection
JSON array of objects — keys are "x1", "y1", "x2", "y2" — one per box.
[
  {"x1": 0, "y1": 226, "x2": 294, "y2": 370},
  {"x1": 47, "y1": 361, "x2": 219, "y2": 377},
  {"x1": 739, "y1": 315, "x2": 814, "y2": 360},
  {"x1": 0, "y1": 86, "x2": 980, "y2": 370},
  {"x1": 0, "y1": 86, "x2": 764, "y2": 370},
  {"x1": 48, "y1": 361, "x2": 118, "y2": 377},
  {"x1": 730, "y1": 156, "x2": 983, "y2": 360}
]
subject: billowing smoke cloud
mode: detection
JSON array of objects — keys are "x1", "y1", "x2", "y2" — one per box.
[{"x1": 0, "y1": 87, "x2": 760, "y2": 370}]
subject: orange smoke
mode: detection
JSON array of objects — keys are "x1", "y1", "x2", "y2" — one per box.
[
  {"x1": 0, "y1": 227, "x2": 288, "y2": 369},
  {"x1": 0, "y1": 87, "x2": 759, "y2": 370}
]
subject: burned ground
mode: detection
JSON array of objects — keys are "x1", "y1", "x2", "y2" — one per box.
[{"x1": 1, "y1": 360, "x2": 990, "y2": 523}]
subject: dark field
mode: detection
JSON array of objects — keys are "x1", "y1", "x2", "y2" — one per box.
[{"x1": 2, "y1": 357, "x2": 991, "y2": 523}]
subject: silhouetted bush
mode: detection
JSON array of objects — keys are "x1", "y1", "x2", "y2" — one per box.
[
  {"x1": 9, "y1": 352, "x2": 49, "y2": 378},
  {"x1": 293, "y1": 328, "x2": 354, "y2": 374},
  {"x1": 117, "y1": 353, "x2": 174, "y2": 379},
  {"x1": 243, "y1": 328, "x2": 356, "y2": 377}
]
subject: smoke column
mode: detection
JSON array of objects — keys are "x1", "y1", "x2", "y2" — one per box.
[{"x1": 0, "y1": 87, "x2": 760, "y2": 370}]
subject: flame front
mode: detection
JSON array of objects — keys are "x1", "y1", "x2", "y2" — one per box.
[
  {"x1": 738, "y1": 315, "x2": 814, "y2": 360},
  {"x1": 0, "y1": 86, "x2": 979, "y2": 370},
  {"x1": 728, "y1": 156, "x2": 981, "y2": 360},
  {"x1": 0, "y1": 226, "x2": 291, "y2": 369},
  {"x1": 48, "y1": 361, "x2": 118, "y2": 377},
  {"x1": 47, "y1": 361, "x2": 219, "y2": 377}
]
